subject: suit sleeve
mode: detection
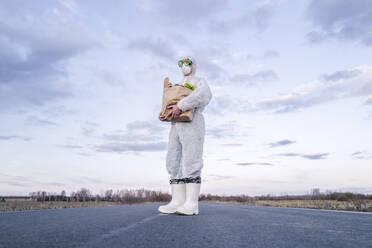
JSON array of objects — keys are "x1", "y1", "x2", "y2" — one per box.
[{"x1": 177, "y1": 78, "x2": 212, "y2": 112}]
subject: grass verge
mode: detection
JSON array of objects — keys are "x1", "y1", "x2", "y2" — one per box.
[
  {"x1": 2, "y1": 199, "x2": 372, "y2": 213},
  {"x1": 0, "y1": 199, "x2": 164, "y2": 212},
  {"x1": 203, "y1": 199, "x2": 372, "y2": 212}
]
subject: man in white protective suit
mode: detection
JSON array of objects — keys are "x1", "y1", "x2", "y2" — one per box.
[{"x1": 158, "y1": 56, "x2": 212, "y2": 216}]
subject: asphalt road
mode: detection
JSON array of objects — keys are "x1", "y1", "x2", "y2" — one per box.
[{"x1": 1, "y1": 203, "x2": 371, "y2": 248}]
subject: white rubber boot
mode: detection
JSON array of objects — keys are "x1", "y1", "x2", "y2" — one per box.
[
  {"x1": 158, "y1": 184, "x2": 186, "y2": 214},
  {"x1": 175, "y1": 183, "x2": 201, "y2": 215}
]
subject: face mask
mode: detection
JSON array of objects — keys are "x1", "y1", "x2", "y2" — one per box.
[{"x1": 181, "y1": 63, "x2": 192, "y2": 75}]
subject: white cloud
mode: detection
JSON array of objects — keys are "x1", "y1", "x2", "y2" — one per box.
[
  {"x1": 94, "y1": 120, "x2": 168, "y2": 153},
  {"x1": 276, "y1": 152, "x2": 329, "y2": 160},
  {"x1": 262, "y1": 50, "x2": 280, "y2": 59},
  {"x1": 59, "y1": 0, "x2": 79, "y2": 13},
  {"x1": 0, "y1": 1, "x2": 98, "y2": 112},
  {"x1": 305, "y1": 0, "x2": 372, "y2": 46},
  {"x1": 95, "y1": 141, "x2": 167, "y2": 153},
  {"x1": 230, "y1": 70, "x2": 278, "y2": 86},
  {"x1": 268, "y1": 139, "x2": 296, "y2": 148},
  {"x1": 252, "y1": 66, "x2": 372, "y2": 113},
  {"x1": 352, "y1": 151, "x2": 372, "y2": 160}
]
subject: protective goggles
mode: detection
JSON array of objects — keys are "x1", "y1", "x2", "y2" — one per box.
[{"x1": 178, "y1": 58, "x2": 193, "y2": 67}]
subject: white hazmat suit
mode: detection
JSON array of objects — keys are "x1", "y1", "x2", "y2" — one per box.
[
  {"x1": 166, "y1": 57, "x2": 212, "y2": 184},
  {"x1": 159, "y1": 56, "x2": 212, "y2": 216}
]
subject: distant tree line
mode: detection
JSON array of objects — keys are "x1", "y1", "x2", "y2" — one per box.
[
  {"x1": 28, "y1": 188, "x2": 171, "y2": 203},
  {"x1": 248, "y1": 188, "x2": 372, "y2": 201},
  {"x1": 199, "y1": 188, "x2": 372, "y2": 202},
  {"x1": 21, "y1": 187, "x2": 372, "y2": 204}
]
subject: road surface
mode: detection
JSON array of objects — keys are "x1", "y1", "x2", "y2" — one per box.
[{"x1": 1, "y1": 202, "x2": 371, "y2": 248}]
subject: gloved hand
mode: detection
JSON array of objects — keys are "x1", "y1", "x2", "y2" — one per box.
[
  {"x1": 167, "y1": 104, "x2": 182, "y2": 120},
  {"x1": 159, "y1": 111, "x2": 167, "y2": 121}
]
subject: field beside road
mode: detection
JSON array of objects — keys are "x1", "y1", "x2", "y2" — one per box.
[
  {"x1": 0, "y1": 198, "x2": 163, "y2": 212},
  {"x1": 2, "y1": 198, "x2": 372, "y2": 212},
  {"x1": 204, "y1": 199, "x2": 372, "y2": 212}
]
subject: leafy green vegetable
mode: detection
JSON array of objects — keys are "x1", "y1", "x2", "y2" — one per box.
[{"x1": 184, "y1": 82, "x2": 196, "y2": 90}]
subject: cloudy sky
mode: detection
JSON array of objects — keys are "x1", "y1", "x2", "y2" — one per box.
[{"x1": 1, "y1": 0, "x2": 372, "y2": 196}]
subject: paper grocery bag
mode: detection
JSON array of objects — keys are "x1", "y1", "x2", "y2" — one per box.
[{"x1": 161, "y1": 77, "x2": 194, "y2": 122}]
